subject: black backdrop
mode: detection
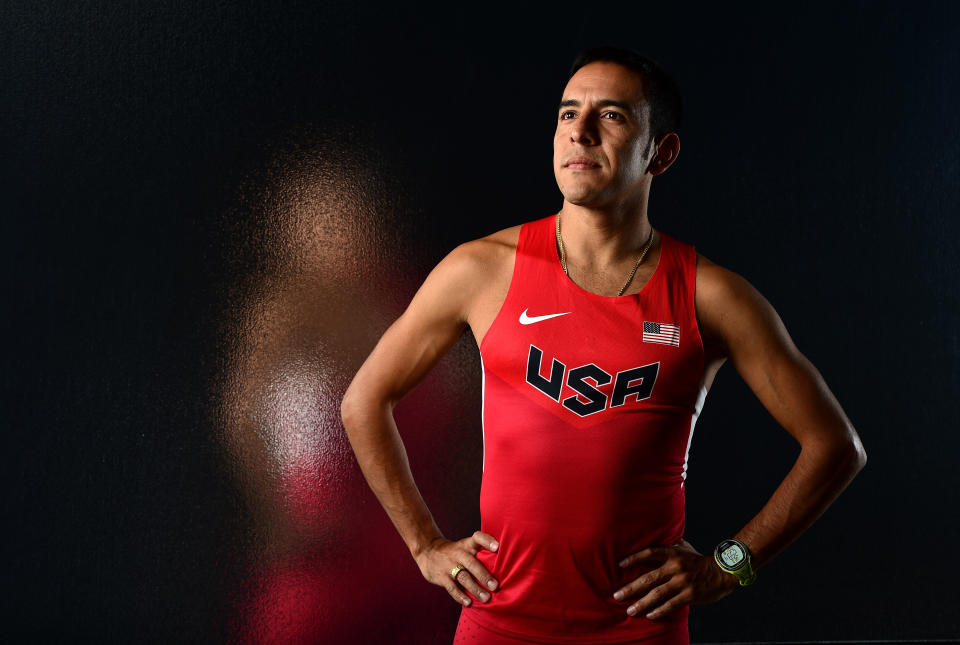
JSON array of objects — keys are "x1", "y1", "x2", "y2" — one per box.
[{"x1": 3, "y1": 2, "x2": 958, "y2": 643}]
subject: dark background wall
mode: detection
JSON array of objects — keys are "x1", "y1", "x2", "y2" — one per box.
[{"x1": 3, "y1": 2, "x2": 958, "y2": 643}]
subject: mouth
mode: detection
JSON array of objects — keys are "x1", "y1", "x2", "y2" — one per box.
[{"x1": 564, "y1": 156, "x2": 601, "y2": 170}]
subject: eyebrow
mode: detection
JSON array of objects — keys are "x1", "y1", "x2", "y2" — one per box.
[{"x1": 558, "y1": 98, "x2": 635, "y2": 112}]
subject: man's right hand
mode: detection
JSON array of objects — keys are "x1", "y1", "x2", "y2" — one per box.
[{"x1": 414, "y1": 531, "x2": 501, "y2": 607}]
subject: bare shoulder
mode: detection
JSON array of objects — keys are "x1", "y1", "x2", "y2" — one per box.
[
  {"x1": 695, "y1": 253, "x2": 758, "y2": 309},
  {"x1": 449, "y1": 224, "x2": 521, "y2": 267},
  {"x1": 410, "y1": 224, "x2": 521, "y2": 326},
  {"x1": 430, "y1": 224, "x2": 520, "y2": 343},
  {"x1": 436, "y1": 225, "x2": 520, "y2": 291},
  {"x1": 695, "y1": 252, "x2": 796, "y2": 361}
]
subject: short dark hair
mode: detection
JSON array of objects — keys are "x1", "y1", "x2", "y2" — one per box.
[{"x1": 568, "y1": 46, "x2": 682, "y2": 144}]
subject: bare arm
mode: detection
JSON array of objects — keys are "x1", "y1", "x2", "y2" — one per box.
[
  {"x1": 697, "y1": 256, "x2": 867, "y2": 565},
  {"x1": 340, "y1": 240, "x2": 503, "y2": 607},
  {"x1": 615, "y1": 255, "x2": 867, "y2": 619}
]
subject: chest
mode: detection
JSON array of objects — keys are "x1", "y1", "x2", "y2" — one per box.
[{"x1": 481, "y1": 286, "x2": 703, "y2": 429}]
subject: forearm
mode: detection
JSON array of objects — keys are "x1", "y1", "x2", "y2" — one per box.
[
  {"x1": 733, "y1": 434, "x2": 866, "y2": 569},
  {"x1": 341, "y1": 392, "x2": 445, "y2": 558}
]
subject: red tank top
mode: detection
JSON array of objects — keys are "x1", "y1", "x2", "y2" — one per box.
[{"x1": 468, "y1": 214, "x2": 707, "y2": 643}]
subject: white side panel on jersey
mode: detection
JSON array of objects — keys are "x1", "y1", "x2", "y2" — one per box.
[{"x1": 681, "y1": 381, "x2": 709, "y2": 487}]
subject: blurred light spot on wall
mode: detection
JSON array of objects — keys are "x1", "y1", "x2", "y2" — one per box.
[
  {"x1": 215, "y1": 125, "x2": 431, "y2": 641},
  {"x1": 260, "y1": 354, "x2": 340, "y2": 526},
  {"x1": 214, "y1": 123, "x2": 480, "y2": 643}
]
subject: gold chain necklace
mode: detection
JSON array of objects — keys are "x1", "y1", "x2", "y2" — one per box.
[{"x1": 555, "y1": 214, "x2": 656, "y2": 297}]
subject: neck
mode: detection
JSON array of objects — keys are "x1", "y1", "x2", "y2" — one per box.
[{"x1": 557, "y1": 190, "x2": 653, "y2": 268}]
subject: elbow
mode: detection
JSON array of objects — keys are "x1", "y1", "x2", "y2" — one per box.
[
  {"x1": 850, "y1": 431, "x2": 867, "y2": 474},
  {"x1": 340, "y1": 383, "x2": 361, "y2": 432},
  {"x1": 841, "y1": 421, "x2": 867, "y2": 474},
  {"x1": 833, "y1": 428, "x2": 867, "y2": 478},
  {"x1": 340, "y1": 379, "x2": 392, "y2": 435},
  {"x1": 805, "y1": 426, "x2": 867, "y2": 478}
]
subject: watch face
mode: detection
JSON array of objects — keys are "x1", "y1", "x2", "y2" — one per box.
[{"x1": 718, "y1": 541, "x2": 746, "y2": 569}]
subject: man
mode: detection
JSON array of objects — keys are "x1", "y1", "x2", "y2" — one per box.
[{"x1": 340, "y1": 46, "x2": 866, "y2": 644}]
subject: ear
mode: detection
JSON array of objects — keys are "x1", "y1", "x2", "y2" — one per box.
[{"x1": 647, "y1": 132, "x2": 680, "y2": 176}]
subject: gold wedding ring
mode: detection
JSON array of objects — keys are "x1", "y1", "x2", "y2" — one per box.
[{"x1": 450, "y1": 564, "x2": 466, "y2": 581}]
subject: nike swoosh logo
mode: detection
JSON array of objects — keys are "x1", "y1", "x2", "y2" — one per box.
[{"x1": 519, "y1": 309, "x2": 571, "y2": 325}]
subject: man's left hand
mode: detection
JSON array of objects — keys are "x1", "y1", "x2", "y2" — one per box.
[{"x1": 613, "y1": 539, "x2": 739, "y2": 619}]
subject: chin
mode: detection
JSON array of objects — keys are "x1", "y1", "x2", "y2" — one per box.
[
  {"x1": 564, "y1": 195, "x2": 604, "y2": 208},
  {"x1": 561, "y1": 185, "x2": 603, "y2": 205},
  {"x1": 561, "y1": 179, "x2": 619, "y2": 207},
  {"x1": 559, "y1": 183, "x2": 592, "y2": 203}
]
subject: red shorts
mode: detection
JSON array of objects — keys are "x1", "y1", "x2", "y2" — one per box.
[{"x1": 452, "y1": 608, "x2": 689, "y2": 645}]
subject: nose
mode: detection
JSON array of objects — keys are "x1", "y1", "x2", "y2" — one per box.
[{"x1": 570, "y1": 112, "x2": 598, "y2": 146}]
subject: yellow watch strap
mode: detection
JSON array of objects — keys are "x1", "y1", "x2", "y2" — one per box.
[{"x1": 714, "y1": 539, "x2": 758, "y2": 586}]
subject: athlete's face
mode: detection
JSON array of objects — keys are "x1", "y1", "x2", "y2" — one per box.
[{"x1": 553, "y1": 62, "x2": 657, "y2": 208}]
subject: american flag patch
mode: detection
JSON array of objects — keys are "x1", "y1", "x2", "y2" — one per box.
[{"x1": 643, "y1": 321, "x2": 680, "y2": 347}]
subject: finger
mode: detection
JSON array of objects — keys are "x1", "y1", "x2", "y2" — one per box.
[
  {"x1": 619, "y1": 545, "x2": 670, "y2": 568},
  {"x1": 453, "y1": 566, "x2": 493, "y2": 603},
  {"x1": 645, "y1": 589, "x2": 692, "y2": 620},
  {"x1": 613, "y1": 566, "x2": 668, "y2": 601},
  {"x1": 673, "y1": 539, "x2": 699, "y2": 555},
  {"x1": 443, "y1": 576, "x2": 475, "y2": 607},
  {"x1": 627, "y1": 580, "x2": 684, "y2": 618},
  {"x1": 459, "y1": 552, "x2": 500, "y2": 593},
  {"x1": 471, "y1": 530, "x2": 500, "y2": 553},
  {"x1": 464, "y1": 531, "x2": 500, "y2": 591}
]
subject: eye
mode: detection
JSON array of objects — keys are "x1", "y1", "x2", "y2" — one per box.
[
  {"x1": 603, "y1": 111, "x2": 624, "y2": 121},
  {"x1": 559, "y1": 110, "x2": 576, "y2": 120}
]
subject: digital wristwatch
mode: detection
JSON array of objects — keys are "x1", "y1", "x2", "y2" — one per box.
[{"x1": 713, "y1": 538, "x2": 757, "y2": 586}]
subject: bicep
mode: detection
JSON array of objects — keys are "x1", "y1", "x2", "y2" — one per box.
[
  {"x1": 347, "y1": 247, "x2": 474, "y2": 406},
  {"x1": 699, "y1": 265, "x2": 856, "y2": 447}
]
